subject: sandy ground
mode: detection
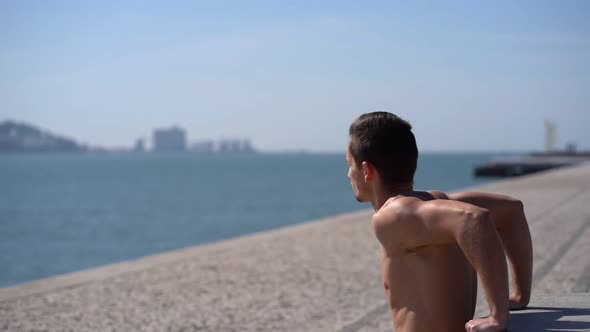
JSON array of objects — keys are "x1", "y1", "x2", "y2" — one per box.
[{"x1": 1, "y1": 163, "x2": 589, "y2": 331}]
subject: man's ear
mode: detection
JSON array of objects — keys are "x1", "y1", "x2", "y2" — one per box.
[{"x1": 361, "y1": 161, "x2": 375, "y2": 183}]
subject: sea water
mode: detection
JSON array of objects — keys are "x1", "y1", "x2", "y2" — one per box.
[{"x1": 0, "y1": 152, "x2": 496, "y2": 287}]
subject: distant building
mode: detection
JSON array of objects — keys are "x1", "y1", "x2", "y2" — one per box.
[
  {"x1": 218, "y1": 139, "x2": 231, "y2": 153},
  {"x1": 218, "y1": 139, "x2": 240, "y2": 153},
  {"x1": 191, "y1": 140, "x2": 215, "y2": 153},
  {"x1": 152, "y1": 127, "x2": 186, "y2": 152},
  {"x1": 241, "y1": 139, "x2": 255, "y2": 153},
  {"x1": 217, "y1": 138, "x2": 256, "y2": 153},
  {"x1": 134, "y1": 138, "x2": 145, "y2": 152}
]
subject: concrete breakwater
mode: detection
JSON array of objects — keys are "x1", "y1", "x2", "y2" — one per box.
[{"x1": 1, "y1": 164, "x2": 590, "y2": 331}]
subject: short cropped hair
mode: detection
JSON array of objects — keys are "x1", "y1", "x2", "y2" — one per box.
[{"x1": 348, "y1": 112, "x2": 418, "y2": 186}]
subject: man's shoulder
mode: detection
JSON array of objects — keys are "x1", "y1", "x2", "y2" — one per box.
[
  {"x1": 372, "y1": 198, "x2": 413, "y2": 249},
  {"x1": 372, "y1": 197, "x2": 456, "y2": 249},
  {"x1": 374, "y1": 196, "x2": 418, "y2": 221},
  {"x1": 372, "y1": 196, "x2": 427, "y2": 240},
  {"x1": 374, "y1": 195, "x2": 442, "y2": 221},
  {"x1": 376, "y1": 193, "x2": 452, "y2": 218},
  {"x1": 373, "y1": 195, "x2": 481, "y2": 231},
  {"x1": 373, "y1": 196, "x2": 490, "y2": 249}
]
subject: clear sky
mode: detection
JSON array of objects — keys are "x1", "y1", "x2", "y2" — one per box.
[{"x1": 1, "y1": 1, "x2": 589, "y2": 152}]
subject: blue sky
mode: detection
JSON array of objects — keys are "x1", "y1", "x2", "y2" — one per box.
[{"x1": 1, "y1": 1, "x2": 589, "y2": 152}]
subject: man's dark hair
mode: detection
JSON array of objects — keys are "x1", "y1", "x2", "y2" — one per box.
[{"x1": 349, "y1": 112, "x2": 418, "y2": 186}]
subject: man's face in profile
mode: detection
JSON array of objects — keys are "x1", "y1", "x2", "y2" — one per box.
[{"x1": 346, "y1": 145, "x2": 369, "y2": 202}]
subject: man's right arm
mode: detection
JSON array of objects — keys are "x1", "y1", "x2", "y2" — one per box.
[
  {"x1": 449, "y1": 192, "x2": 533, "y2": 310},
  {"x1": 449, "y1": 207, "x2": 510, "y2": 331}
]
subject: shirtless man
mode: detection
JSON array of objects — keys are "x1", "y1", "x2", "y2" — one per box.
[{"x1": 346, "y1": 112, "x2": 533, "y2": 331}]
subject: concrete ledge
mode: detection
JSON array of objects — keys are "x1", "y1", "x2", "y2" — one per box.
[{"x1": 509, "y1": 293, "x2": 590, "y2": 331}]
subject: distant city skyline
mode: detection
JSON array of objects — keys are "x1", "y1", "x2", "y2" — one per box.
[
  {"x1": 1, "y1": 1, "x2": 589, "y2": 152},
  {"x1": 0, "y1": 119, "x2": 259, "y2": 153}
]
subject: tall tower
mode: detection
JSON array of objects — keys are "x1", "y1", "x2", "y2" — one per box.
[{"x1": 544, "y1": 120, "x2": 556, "y2": 153}]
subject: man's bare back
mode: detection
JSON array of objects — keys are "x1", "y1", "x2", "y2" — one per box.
[{"x1": 375, "y1": 192, "x2": 479, "y2": 331}]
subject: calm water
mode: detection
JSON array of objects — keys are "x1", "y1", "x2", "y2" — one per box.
[{"x1": 0, "y1": 152, "x2": 495, "y2": 287}]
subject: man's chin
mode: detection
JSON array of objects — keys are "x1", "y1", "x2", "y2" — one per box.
[{"x1": 355, "y1": 195, "x2": 367, "y2": 203}]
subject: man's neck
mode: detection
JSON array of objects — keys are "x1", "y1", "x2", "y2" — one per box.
[{"x1": 371, "y1": 182, "x2": 415, "y2": 211}]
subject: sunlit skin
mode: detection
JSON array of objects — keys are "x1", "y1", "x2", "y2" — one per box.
[{"x1": 346, "y1": 147, "x2": 532, "y2": 332}]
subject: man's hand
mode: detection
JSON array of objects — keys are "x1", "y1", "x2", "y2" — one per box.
[
  {"x1": 465, "y1": 316, "x2": 507, "y2": 331},
  {"x1": 509, "y1": 291, "x2": 529, "y2": 310}
]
